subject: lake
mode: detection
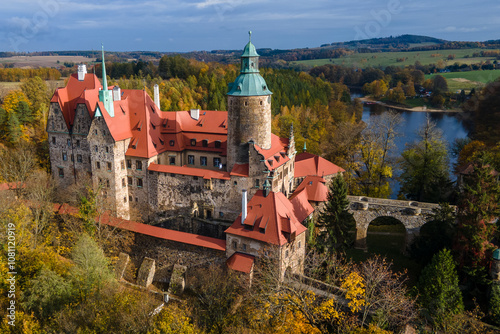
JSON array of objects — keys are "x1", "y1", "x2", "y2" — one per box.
[{"x1": 353, "y1": 93, "x2": 469, "y2": 198}]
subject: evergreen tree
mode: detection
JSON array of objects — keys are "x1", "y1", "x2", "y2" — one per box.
[
  {"x1": 315, "y1": 174, "x2": 355, "y2": 254},
  {"x1": 418, "y1": 248, "x2": 463, "y2": 326},
  {"x1": 16, "y1": 100, "x2": 33, "y2": 124},
  {"x1": 5, "y1": 111, "x2": 22, "y2": 145},
  {"x1": 454, "y1": 152, "x2": 500, "y2": 284},
  {"x1": 399, "y1": 119, "x2": 451, "y2": 202},
  {"x1": 489, "y1": 284, "x2": 500, "y2": 326}
]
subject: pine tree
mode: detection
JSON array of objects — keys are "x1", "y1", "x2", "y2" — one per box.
[
  {"x1": 315, "y1": 174, "x2": 355, "y2": 254},
  {"x1": 418, "y1": 248, "x2": 463, "y2": 326},
  {"x1": 454, "y1": 152, "x2": 500, "y2": 284},
  {"x1": 5, "y1": 111, "x2": 22, "y2": 145}
]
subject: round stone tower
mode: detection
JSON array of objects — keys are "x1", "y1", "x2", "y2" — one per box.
[{"x1": 227, "y1": 32, "x2": 272, "y2": 172}]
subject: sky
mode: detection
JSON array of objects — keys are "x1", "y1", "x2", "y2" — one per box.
[{"x1": 1, "y1": 0, "x2": 499, "y2": 53}]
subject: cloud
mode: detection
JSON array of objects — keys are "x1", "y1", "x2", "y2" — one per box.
[{"x1": 442, "y1": 26, "x2": 485, "y2": 33}]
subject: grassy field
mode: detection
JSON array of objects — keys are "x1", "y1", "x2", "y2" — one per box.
[
  {"x1": 0, "y1": 79, "x2": 65, "y2": 98},
  {"x1": 292, "y1": 48, "x2": 497, "y2": 69},
  {"x1": 0, "y1": 55, "x2": 95, "y2": 68},
  {"x1": 425, "y1": 69, "x2": 500, "y2": 92}
]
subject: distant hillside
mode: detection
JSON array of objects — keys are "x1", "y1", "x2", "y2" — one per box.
[{"x1": 331, "y1": 34, "x2": 446, "y2": 48}]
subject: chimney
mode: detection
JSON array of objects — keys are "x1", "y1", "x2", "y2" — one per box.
[
  {"x1": 241, "y1": 189, "x2": 247, "y2": 224},
  {"x1": 77, "y1": 64, "x2": 87, "y2": 81},
  {"x1": 154, "y1": 84, "x2": 160, "y2": 109},
  {"x1": 190, "y1": 109, "x2": 200, "y2": 120},
  {"x1": 113, "y1": 86, "x2": 121, "y2": 101}
]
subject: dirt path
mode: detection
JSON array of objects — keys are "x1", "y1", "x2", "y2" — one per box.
[{"x1": 360, "y1": 97, "x2": 462, "y2": 113}]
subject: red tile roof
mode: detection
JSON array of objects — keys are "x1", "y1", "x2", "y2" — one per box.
[
  {"x1": 225, "y1": 190, "x2": 307, "y2": 246},
  {"x1": 291, "y1": 175, "x2": 329, "y2": 203},
  {"x1": 254, "y1": 134, "x2": 290, "y2": 171},
  {"x1": 148, "y1": 163, "x2": 231, "y2": 180},
  {"x1": 294, "y1": 152, "x2": 344, "y2": 178},
  {"x1": 0, "y1": 182, "x2": 23, "y2": 191},
  {"x1": 52, "y1": 203, "x2": 226, "y2": 251},
  {"x1": 230, "y1": 163, "x2": 249, "y2": 177},
  {"x1": 226, "y1": 252, "x2": 255, "y2": 273},
  {"x1": 289, "y1": 188, "x2": 315, "y2": 222}
]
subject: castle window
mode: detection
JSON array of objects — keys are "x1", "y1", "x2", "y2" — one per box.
[
  {"x1": 128, "y1": 176, "x2": 132, "y2": 186},
  {"x1": 121, "y1": 160, "x2": 125, "y2": 170},
  {"x1": 255, "y1": 179, "x2": 260, "y2": 188},
  {"x1": 124, "y1": 197, "x2": 127, "y2": 203},
  {"x1": 298, "y1": 241, "x2": 301, "y2": 249},
  {"x1": 58, "y1": 167, "x2": 64, "y2": 178},
  {"x1": 170, "y1": 173, "x2": 175, "y2": 177},
  {"x1": 242, "y1": 244, "x2": 247, "y2": 251},
  {"x1": 137, "y1": 178, "x2": 143, "y2": 188},
  {"x1": 219, "y1": 211, "x2": 224, "y2": 218},
  {"x1": 260, "y1": 100, "x2": 263, "y2": 105},
  {"x1": 106, "y1": 146, "x2": 109, "y2": 153},
  {"x1": 62, "y1": 152, "x2": 67, "y2": 161},
  {"x1": 67, "y1": 139, "x2": 71, "y2": 147},
  {"x1": 136, "y1": 161, "x2": 142, "y2": 170},
  {"x1": 107, "y1": 162, "x2": 112, "y2": 171},
  {"x1": 193, "y1": 176, "x2": 198, "y2": 180},
  {"x1": 233, "y1": 241, "x2": 237, "y2": 249},
  {"x1": 106, "y1": 179, "x2": 110, "y2": 188},
  {"x1": 200, "y1": 156, "x2": 207, "y2": 166},
  {"x1": 233, "y1": 181, "x2": 237, "y2": 186},
  {"x1": 169, "y1": 140, "x2": 174, "y2": 146},
  {"x1": 52, "y1": 137, "x2": 56, "y2": 144},
  {"x1": 169, "y1": 156, "x2": 175, "y2": 165},
  {"x1": 122, "y1": 178, "x2": 125, "y2": 188},
  {"x1": 94, "y1": 145, "x2": 98, "y2": 152},
  {"x1": 96, "y1": 161, "x2": 100, "y2": 169},
  {"x1": 77, "y1": 154, "x2": 82, "y2": 163},
  {"x1": 202, "y1": 140, "x2": 208, "y2": 147},
  {"x1": 285, "y1": 250, "x2": 289, "y2": 258},
  {"x1": 214, "y1": 140, "x2": 221, "y2": 148},
  {"x1": 213, "y1": 157, "x2": 221, "y2": 168},
  {"x1": 244, "y1": 101, "x2": 248, "y2": 106},
  {"x1": 191, "y1": 139, "x2": 196, "y2": 146},
  {"x1": 135, "y1": 197, "x2": 138, "y2": 202},
  {"x1": 129, "y1": 195, "x2": 132, "y2": 201},
  {"x1": 71, "y1": 154, "x2": 74, "y2": 162},
  {"x1": 127, "y1": 159, "x2": 132, "y2": 169},
  {"x1": 76, "y1": 140, "x2": 80, "y2": 148},
  {"x1": 188, "y1": 155, "x2": 194, "y2": 165},
  {"x1": 94, "y1": 129, "x2": 98, "y2": 135}
]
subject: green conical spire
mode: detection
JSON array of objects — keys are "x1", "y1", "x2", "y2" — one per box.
[
  {"x1": 101, "y1": 44, "x2": 108, "y2": 91},
  {"x1": 98, "y1": 44, "x2": 114, "y2": 117},
  {"x1": 303, "y1": 141, "x2": 307, "y2": 152}
]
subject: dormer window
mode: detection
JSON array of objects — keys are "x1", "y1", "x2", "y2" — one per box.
[
  {"x1": 202, "y1": 140, "x2": 208, "y2": 147},
  {"x1": 169, "y1": 140, "x2": 173, "y2": 146},
  {"x1": 191, "y1": 139, "x2": 196, "y2": 146},
  {"x1": 214, "y1": 141, "x2": 221, "y2": 148}
]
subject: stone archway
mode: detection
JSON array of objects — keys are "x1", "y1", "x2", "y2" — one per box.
[{"x1": 348, "y1": 197, "x2": 433, "y2": 251}]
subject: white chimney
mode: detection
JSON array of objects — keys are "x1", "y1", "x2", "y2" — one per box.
[
  {"x1": 113, "y1": 86, "x2": 121, "y2": 101},
  {"x1": 154, "y1": 84, "x2": 160, "y2": 109},
  {"x1": 241, "y1": 189, "x2": 247, "y2": 224},
  {"x1": 190, "y1": 109, "x2": 200, "y2": 120},
  {"x1": 77, "y1": 64, "x2": 87, "y2": 81}
]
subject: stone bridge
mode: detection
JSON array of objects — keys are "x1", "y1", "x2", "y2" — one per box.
[{"x1": 347, "y1": 196, "x2": 442, "y2": 250}]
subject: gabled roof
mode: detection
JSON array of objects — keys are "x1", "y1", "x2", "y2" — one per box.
[
  {"x1": 50, "y1": 73, "x2": 102, "y2": 129},
  {"x1": 254, "y1": 134, "x2": 290, "y2": 171},
  {"x1": 225, "y1": 190, "x2": 307, "y2": 246},
  {"x1": 230, "y1": 163, "x2": 249, "y2": 177},
  {"x1": 226, "y1": 252, "x2": 255, "y2": 273},
  {"x1": 291, "y1": 175, "x2": 329, "y2": 203},
  {"x1": 289, "y1": 187, "x2": 315, "y2": 222},
  {"x1": 294, "y1": 152, "x2": 344, "y2": 178}
]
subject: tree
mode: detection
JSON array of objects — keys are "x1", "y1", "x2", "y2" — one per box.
[
  {"x1": 454, "y1": 153, "x2": 500, "y2": 284},
  {"x1": 354, "y1": 111, "x2": 403, "y2": 198},
  {"x1": 418, "y1": 248, "x2": 463, "y2": 327},
  {"x1": 315, "y1": 174, "x2": 355, "y2": 254},
  {"x1": 399, "y1": 119, "x2": 451, "y2": 202}
]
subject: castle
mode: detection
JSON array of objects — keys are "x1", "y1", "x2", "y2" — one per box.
[{"x1": 47, "y1": 34, "x2": 343, "y2": 275}]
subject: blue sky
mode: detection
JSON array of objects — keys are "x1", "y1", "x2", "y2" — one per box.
[{"x1": 1, "y1": 0, "x2": 499, "y2": 52}]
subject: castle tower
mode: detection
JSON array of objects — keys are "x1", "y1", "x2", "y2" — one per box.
[
  {"x1": 227, "y1": 32, "x2": 272, "y2": 171},
  {"x1": 98, "y1": 44, "x2": 114, "y2": 117}
]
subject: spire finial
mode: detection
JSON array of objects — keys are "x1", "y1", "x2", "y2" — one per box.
[
  {"x1": 101, "y1": 43, "x2": 108, "y2": 91},
  {"x1": 303, "y1": 141, "x2": 307, "y2": 152},
  {"x1": 249, "y1": 30, "x2": 252, "y2": 42}
]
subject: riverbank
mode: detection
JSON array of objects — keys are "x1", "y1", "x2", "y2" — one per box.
[{"x1": 359, "y1": 97, "x2": 463, "y2": 113}]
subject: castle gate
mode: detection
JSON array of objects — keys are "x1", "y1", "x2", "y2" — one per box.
[{"x1": 347, "y1": 196, "x2": 442, "y2": 250}]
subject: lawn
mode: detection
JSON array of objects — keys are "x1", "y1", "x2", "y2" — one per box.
[
  {"x1": 425, "y1": 69, "x2": 500, "y2": 92},
  {"x1": 292, "y1": 48, "x2": 496, "y2": 69}
]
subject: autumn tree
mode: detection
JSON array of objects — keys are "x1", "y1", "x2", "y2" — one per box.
[
  {"x1": 354, "y1": 111, "x2": 403, "y2": 198},
  {"x1": 315, "y1": 174, "x2": 355, "y2": 255},
  {"x1": 399, "y1": 119, "x2": 452, "y2": 203}
]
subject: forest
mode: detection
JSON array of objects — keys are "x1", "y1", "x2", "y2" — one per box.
[{"x1": 0, "y1": 50, "x2": 500, "y2": 333}]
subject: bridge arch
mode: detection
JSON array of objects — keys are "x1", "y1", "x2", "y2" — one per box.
[{"x1": 347, "y1": 196, "x2": 439, "y2": 250}]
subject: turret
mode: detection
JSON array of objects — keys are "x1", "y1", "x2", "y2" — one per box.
[
  {"x1": 226, "y1": 32, "x2": 272, "y2": 171},
  {"x1": 98, "y1": 45, "x2": 114, "y2": 117}
]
